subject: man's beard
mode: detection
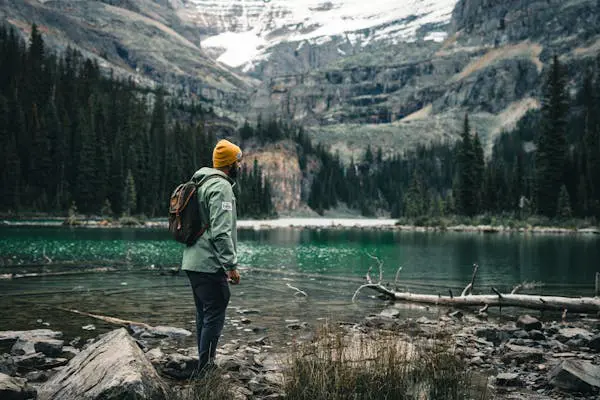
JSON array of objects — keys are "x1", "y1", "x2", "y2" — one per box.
[{"x1": 229, "y1": 165, "x2": 239, "y2": 180}]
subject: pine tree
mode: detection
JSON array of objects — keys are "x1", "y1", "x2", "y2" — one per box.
[
  {"x1": 557, "y1": 185, "x2": 572, "y2": 219},
  {"x1": 75, "y1": 110, "x2": 99, "y2": 214},
  {"x1": 535, "y1": 56, "x2": 569, "y2": 218},
  {"x1": 239, "y1": 120, "x2": 253, "y2": 140},
  {"x1": 584, "y1": 67, "x2": 600, "y2": 217},
  {"x1": 458, "y1": 114, "x2": 477, "y2": 216},
  {"x1": 472, "y1": 132, "x2": 485, "y2": 211},
  {"x1": 29, "y1": 103, "x2": 52, "y2": 209},
  {"x1": 108, "y1": 139, "x2": 124, "y2": 215},
  {"x1": 123, "y1": 169, "x2": 137, "y2": 216},
  {"x1": 149, "y1": 91, "x2": 167, "y2": 215},
  {"x1": 404, "y1": 171, "x2": 427, "y2": 217},
  {"x1": 2, "y1": 134, "x2": 21, "y2": 211}
]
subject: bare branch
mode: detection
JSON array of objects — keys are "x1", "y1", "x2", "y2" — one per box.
[
  {"x1": 511, "y1": 284, "x2": 523, "y2": 295},
  {"x1": 365, "y1": 266, "x2": 373, "y2": 284},
  {"x1": 448, "y1": 289, "x2": 454, "y2": 299},
  {"x1": 479, "y1": 304, "x2": 489, "y2": 314},
  {"x1": 352, "y1": 284, "x2": 381, "y2": 303},
  {"x1": 562, "y1": 308, "x2": 568, "y2": 322},
  {"x1": 460, "y1": 284, "x2": 472, "y2": 298},
  {"x1": 491, "y1": 287, "x2": 503, "y2": 299},
  {"x1": 366, "y1": 252, "x2": 383, "y2": 283},
  {"x1": 286, "y1": 283, "x2": 308, "y2": 297},
  {"x1": 42, "y1": 246, "x2": 52, "y2": 264},
  {"x1": 394, "y1": 266, "x2": 403, "y2": 286},
  {"x1": 461, "y1": 264, "x2": 478, "y2": 297}
]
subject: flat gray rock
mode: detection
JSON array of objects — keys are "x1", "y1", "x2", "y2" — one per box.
[
  {"x1": 160, "y1": 353, "x2": 198, "y2": 380},
  {"x1": 10, "y1": 339, "x2": 35, "y2": 356},
  {"x1": 556, "y1": 328, "x2": 593, "y2": 343},
  {"x1": 496, "y1": 372, "x2": 522, "y2": 387},
  {"x1": 34, "y1": 338, "x2": 64, "y2": 357},
  {"x1": 0, "y1": 372, "x2": 36, "y2": 400},
  {"x1": 588, "y1": 334, "x2": 600, "y2": 352},
  {"x1": 516, "y1": 315, "x2": 542, "y2": 331},
  {"x1": 0, "y1": 330, "x2": 62, "y2": 343},
  {"x1": 548, "y1": 360, "x2": 600, "y2": 393},
  {"x1": 137, "y1": 326, "x2": 192, "y2": 339},
  {"x1": 37, "y1": 328, "x2": 168, "y2": 400}
]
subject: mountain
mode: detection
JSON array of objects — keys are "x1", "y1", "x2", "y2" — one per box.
[
  {"x1": 0, "y1": 0, "x2": 253, "y2": 118},
  {"x1": 2, "y1": 0, "x2": 600, "y2": 216},
  {"x1": 241, "y1": 0, "x2": 600, "y2": 159},
  {"x1": 189, "y1": 0, "x2": 456, "y2": 70}
]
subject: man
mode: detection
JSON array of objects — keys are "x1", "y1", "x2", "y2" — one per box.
[{"x1": 182, "y1": 139, "x2": 242, "y2": 375}]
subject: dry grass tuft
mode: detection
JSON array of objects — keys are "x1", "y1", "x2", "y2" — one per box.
[{"x1": 283, "y1": 324, "x2": 489, "y2": 400}]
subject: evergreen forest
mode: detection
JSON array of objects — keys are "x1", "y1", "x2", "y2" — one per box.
[
  {"x1": 0, "y1": 24, "x2": 276, "y2": 219},
  {"x1": 2, "y1": 23, "x2": 600, "y2": 224}
]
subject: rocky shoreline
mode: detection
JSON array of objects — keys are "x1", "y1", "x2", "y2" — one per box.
[
  {"x1": 2, "y1": 217, "x2": 599, "y2": 235},
  {"x1": 1, "y1": 308, "x2": 599, "y2": 399}
]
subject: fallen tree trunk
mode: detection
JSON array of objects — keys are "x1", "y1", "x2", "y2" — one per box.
[
  {"x1": 363, "y1": 284, "x2": 600, "y2": 313},
  {"x1": 57, "y1": 307, "x2": 151, "y2": 328},
  {"x1": 354, "y1": 261, "x2": 600, "y2": 313}
]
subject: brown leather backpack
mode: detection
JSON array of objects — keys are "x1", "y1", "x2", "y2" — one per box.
[{"x1": 168, "y1": 175, "x2": 223, "y2": 246}]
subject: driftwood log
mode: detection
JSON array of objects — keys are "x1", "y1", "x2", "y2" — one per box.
[{"x1": 353, "y1": 262, "x2": 600, "y2": 314}]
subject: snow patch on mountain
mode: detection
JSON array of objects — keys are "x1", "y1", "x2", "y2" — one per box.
[{"x1": 194, "y1": 0, "x2": 457, "y2": 68}]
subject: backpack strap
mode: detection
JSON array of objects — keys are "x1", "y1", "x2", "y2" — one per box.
[{"x1": 190, "y1": 174, "x2": 228, "y2": 242}]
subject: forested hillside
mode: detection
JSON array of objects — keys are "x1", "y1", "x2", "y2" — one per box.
[
  {"x1": 239, "y1": 54, "x2": 600, "y2": 222},
  {"x1": 0, "y1": 24, "x2": 275, "y2": 219}
]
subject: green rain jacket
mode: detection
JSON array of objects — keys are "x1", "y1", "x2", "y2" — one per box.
[{"x1": 181, "y1": 167, "x2": 238, "y2": 273}]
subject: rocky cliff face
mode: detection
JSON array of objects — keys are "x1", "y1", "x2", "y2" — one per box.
[
  {"x1": 243, "y1": 141, "x2": 304, "y2": 214},
  {"x1": 250, "y1": 0, "x2": 600, "y2": 159}
]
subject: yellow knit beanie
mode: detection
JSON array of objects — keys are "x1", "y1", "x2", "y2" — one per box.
[{"x1": 213, "y1": 139, "x2": 242, "y2": 168}]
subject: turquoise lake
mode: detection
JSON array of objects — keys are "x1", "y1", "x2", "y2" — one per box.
[{"x1": 0, "y1": 226, "x2": 599, "y2": 347}]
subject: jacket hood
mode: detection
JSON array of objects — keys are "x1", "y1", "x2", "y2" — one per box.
[{"x1": 191, "y1": 167, "x2": 232, "y2": 185}]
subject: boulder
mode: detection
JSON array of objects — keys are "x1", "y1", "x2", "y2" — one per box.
[
  {"x1": 529, "y1": 330, "x2": 546, "y2": 341},
  {"x1": 0, "y1": 373, "x2": 36, "y2": 400},
  {"x1": 60, "y1": 346, "x2": 79, "y2": 360},
  {"x1": 566, "y1": 337, "x2": 589, "y2": 349},
  {"x1": 136, "y1": 326, "x2": 192, "y2": 339},
  {"x1": 0, "y1": 354, "x2": 16, "y2": 376},
  {"x1": 516, "y1": 315, "x2": 542, "y2": 331},
  {"x1": 216, "y1": 354, "x2": 247, "y2": 372},
  {"x1": 588, "y1": 334, "x2": 600, "y2": 352},
  {"x1": 24, "y1": 370, "x2": 48, "y2": 383},
  {"x1": 159, "y1": 353, "x2": 198, "y2": 380},
  {"x1": 145, "y1": 348, "x2": 165, "y2": 365},
  {"x1": 475, "y1": 327, "x2": 510, "y2": 345},
  {"x1": 380, "y1": 307, "x2": 401, "y2": 319},
  {"x1": 512, "y1": 330, "x2": 529, "y2": 339},
  {"x1": 556, "y1": 328, "x2": 593, "y2": 344},
  {"x1": 38, "y1": 328, "x2": 168, "y2": 400},
  {"x1": 34, "y1": 339, "x2": 64, "y2": 357},
  {"x1": 495, "y1": 372, "x2": 522, "y2": 387},
  {"x1": 548, "y1": 360, "x2": 600, "y2": 393},
  {"x1": 501, "y1": 344, "x2": 544, "y2": 365},
  {"x1": 0, "y1": 330, "x2": 62, "y2": 344},
  {"x1": 11, "y1": 340, "x2": 35, "y2": 356},
  {"x1": 13, "y1": 353, "x2": 46, "y2": 370}
]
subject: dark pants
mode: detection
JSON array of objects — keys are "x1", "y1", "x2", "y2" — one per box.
[{"x1": 186, "y1": 270, "x2": 230, "y2": 372}]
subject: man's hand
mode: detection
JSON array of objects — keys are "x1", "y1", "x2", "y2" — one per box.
[{"x1": 226, "y1": 269, "x2": 241, "y2": 285}]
